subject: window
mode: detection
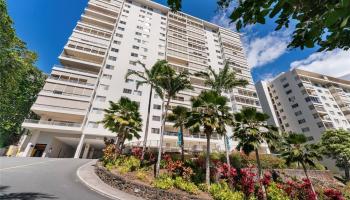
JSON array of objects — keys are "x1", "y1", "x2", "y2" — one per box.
[
  {"x1": 330, "y1": 111, "x2": 335, "y2": 115},
  {"x1": 136, "y1": 25, "x2": 143, "y2": 30},
  {"x1": 286, "y1": 89, "x2": 292, "y2": 95},
  {"x1": 131, "y1": 53, "x2": 138, "y2": 57},
  {"x1": 151, "y1": 128, "x2": 160, "y2": 134},
  {"x1": 158, "y1": 52, "x2": 164, "y2": 56},
  {"x1": 111, "y1": 48, "x2": 119, "y2": 53},
  {"x1": 297, "y1": 83, "x2": 303, "y2": 87},
  {"x1": 102, "y1": 74, "x2": 112, "y2": 80},
  {"x1": 108, "y1": 56, "x2": 117, "y2": 61},
  {"x1": 153, "y1": 104, "x2": 161, "y2": 110},
  {"x1": 134, "y1": 38, "x2": 141, "y2": 43},
  {"x1": 100, "y1": 84, "x2": 109, "y2": 90},
  {"x1": 321, "y1": 96, "x2": 326, "y2": 100},
  {"x1": 143, "y1": 47, "x2": 148, "y2": 52},
  {"x1": 88, "y1": 121, "x2": 98, "y2": 128},
  {"x1": 135, "y1": 32, "x2": 142, "y2": 36},
  {"x1": 105, "y1": 64, "x2": 115, "y2": 70},
  {"x1": 298, "y1": 119, "x2": 306, "y2": 124},
  {"x1": 152, "y1": 116, "x2": 161, "y2": 121},
  {"x1": 125, "y1": 78, "x2": 134, "y2": 83},
  {"x1": 134, "y1": 90, "x2": 142, "y2": 96},
  {"x1": 123, "y1": 9, "x2": 129, "y2": 13},
  {"x1": 283, "y1": 83, "x2": 290, "y2": 88},
  {"x1": 301, "y1": 127, "x2": 310, "y2": 132},
  {"x1": 295, "y1": 110, "x2": 302, "y2": 116},
  {"x1": 92, "y1": 108, "x2": 104, "y2": 114},
  {"x1": 115, "y1": 33, "x2": 123, "y2": 38},
  {"x1": 129, "y1": 60, "x2": 137, "y2": 65},
  {"x1": 317, "y1": 122, "x2": 323, "y2": 128},
  {"x1": 96, "y1": 96, "x2": 106, "y2": 102},
  {"x1": 113, "y1": 40, "x2": 121, "y2": 45},
  {"x1": 120, "y1": 21, "x2": 126, "y2": 25},
  {"x1": 291, "y1": 103, "x2": 299, "y2": 108},
  {"x1": 117, "y1": 27, "x2": 125, "y2": 31},
  {"x1": 123, "y1": 88, "x2": 132, "y2": 94},
  {"x1": 132, "y1": 45, "x2": 140, "y2": 50}
]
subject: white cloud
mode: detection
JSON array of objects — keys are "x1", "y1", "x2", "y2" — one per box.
[
  {"x1": 245, "y1": 30, "x2": 290, "y2": 68},
  {"x1": 290, "y1": 49, "x2": 350, "y2": 77},
  {"x1": 210, "y1": 5, "x2": 290, "y2": 69},
  {"x1": 210, "y1": 3, "x2": 237, "y2": 31},
  {"x1": 258, "y1": 72, "x2": 275, "y2": 81}
]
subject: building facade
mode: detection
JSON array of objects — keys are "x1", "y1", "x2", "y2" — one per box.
[
  {"x1": 256, "y1": 69, "x2": 350, "y2": 172},
  {"x1": 18, "y1": 0, "x2": 263, "y2": 158}
]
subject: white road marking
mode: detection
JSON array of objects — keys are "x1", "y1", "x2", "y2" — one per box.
[{"x1": 0, "y1": 159, "x2": 58, "y2": 171}]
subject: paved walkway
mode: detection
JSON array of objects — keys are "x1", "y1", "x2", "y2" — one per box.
[
  {"x1": 0, "y1": 157, "x2": 110, "y2": 200},
  {"x1": 77, "y1": 160, "x2": 143, "y2": 200}
]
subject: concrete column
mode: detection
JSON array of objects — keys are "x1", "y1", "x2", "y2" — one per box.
[
  {"x1": 82, "y1": 143, "x2": 90, "y2": 159},
  {"x1": 22, "y1": 131, "x2": 40, "y2": 157},
  {"x1": 88, "y1": 147, "x2": 94, "y2": 159},
  {"x1": 74, "y1": 134, "x2": 85, "y2": 158}
]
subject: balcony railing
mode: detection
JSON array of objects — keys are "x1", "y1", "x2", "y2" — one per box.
[
  {"x1": 24, "y1": 119, "x2": 82, "y2": 128},
  {"x1": 48, "y1": 76, "x2": 95, "y2": 87},
  {"x1": 41, "y1": 89, "x2": 91, "y2": 99},
  {"x1": 164, "y1": 131, "x2": 222, "y2": 140},
  {"x1": 32, "y1": 103, "x2": 87, "y2": 113},
  {"x1": 53, "y1": 65, "x2": 99, "y2": 75}
]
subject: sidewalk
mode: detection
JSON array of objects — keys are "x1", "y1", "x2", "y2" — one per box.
[{"x1": 77, "y1": 160, "x2": 144, "y2": 200}]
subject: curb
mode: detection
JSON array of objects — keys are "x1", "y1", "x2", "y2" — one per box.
[{"x1": 76, "y1": 160, "x2": 121, "y2": 200}]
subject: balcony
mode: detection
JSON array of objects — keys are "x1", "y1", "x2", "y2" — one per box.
[
  {"x1": 47, "y1": 75, "x2": 95, "y2": 88},
  {"x1": 39, "y1": 89, "x2": 91, "y2": 101},
  {"x1": 164, "y1": 131, "x2": 222, "y2": 140},
  {"x1": 52, "y1": 65, "x2": 99, "y2": 76},
  {"x1": 22, "y1": 119, "x2": 82, "y2": 134},
  {"x1": 31, "y1": 103, "x2": 87, "y2": 117}
]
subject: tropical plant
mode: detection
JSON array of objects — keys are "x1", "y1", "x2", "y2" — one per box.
[
  {"x1": 167, "y1": 0, "x2": 350, "y2": 51},
  {"x1": 319, "y1": 129, "x2": 350, "y2": 181},
  {"x1": 167, "y1": 105, "x2": 189, "y2": 162},
  {"x1": 186, "y1": 90, "x2": 230, "y2": 185},
  {"x1": 101, "y1": 97, "x2": 143, "y2": 153},
  {"x1": 155, "y1": 65, "x2": 192, "y2": 177},
  {"x1": 0, "y1": 0, "x2": 46, "y2": 147},
  {"x1": 195, "y1": 62, "x2": 248, "y2": 167},
  {"x1": 125, "y1": 60, "x2": 167, "y2": 162},
  {"x1": 279, "y1": 133, "x2": 322, "y2": 199},
  {"x1": 209, "y1": 182, "x2": 245, "y2": 200},
  {"x1": 232, "y1": 107, "x2": 279, "y2": 200}
]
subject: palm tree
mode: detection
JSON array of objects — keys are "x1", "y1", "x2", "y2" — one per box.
[
  {"x1": 101, "y1": 97, "x2": 143, "y2": 153},
  {"x1": 195, "y1": 62, "x2": 248, "y2": 167},
  {"x1": 155, "y1": 65, "x2": 192, "y2": 177},
  {"x1": 232, "y1": 107, "x2": 279, "y2": 200},
  {"x1": 125, "y1": 60, "x2": 166, "y2": 162},
  {"x1": 280, "y1": 133, "x2": 322, "y2": 199},
  {"x1": 186, "y1": 90, "x2": 230, "y2": 185},
  {"x1": 167, "y1": 105, "x2": 189, "y2": 162}
]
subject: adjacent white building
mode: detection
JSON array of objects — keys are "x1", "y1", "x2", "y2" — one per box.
[
  {"x1": 256, "y1": 68, "x2": 350, "y2": 172},
  {"x1": 17, "y1": 0, "x2": 263, "y2": 158}
]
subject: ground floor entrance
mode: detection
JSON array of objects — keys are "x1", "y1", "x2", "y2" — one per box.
[{"x1": 16, "y1": 131, "x2": 112, "y2": 159}]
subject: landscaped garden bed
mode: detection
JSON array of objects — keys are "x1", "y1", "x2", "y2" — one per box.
[{"x1": 95, "y1": 147, "x2": 349, "y2": 200}]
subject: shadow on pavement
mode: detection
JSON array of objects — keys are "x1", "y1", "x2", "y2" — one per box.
[{"x1": 0, "y1": 185, "x2": 57, "y2": 200}]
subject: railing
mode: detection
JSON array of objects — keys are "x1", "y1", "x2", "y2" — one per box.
[
  {"x1": 24, "y1": 119, "x2": 82, "y2": 128},
  {"x1": 48, "y1": 76, "x2": 95, "y2": 86},
  {"x1": 164, "y1": 131, "x2": 222, "y2": 140},
  {"x1": 32, "y1": 103, "x2": 87, "y2": 113},
  {"x1": 41, "y1": 89, "x2": 91, "y2": 99},
  {"x1": 125, "y1": 140, "x2": 223, "y2": 152},
  {"x1": 53, "y1": 65, "x2": 99, "y2": 75}
]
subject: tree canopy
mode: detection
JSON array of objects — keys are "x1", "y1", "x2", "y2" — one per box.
[
  {"x1": 167, "y1": 0, "x2": 350, "y2": 51},
  {"x1": 0, "y1": 0, "x2": 45, "y2": 147}
]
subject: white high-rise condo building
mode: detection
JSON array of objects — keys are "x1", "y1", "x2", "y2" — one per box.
[
  {"x1": 256, "y1": 68, "x2": 350, "y2": 172},
  {"x1": 18, "y1": 0, "x2": 263, "y2": 158}
]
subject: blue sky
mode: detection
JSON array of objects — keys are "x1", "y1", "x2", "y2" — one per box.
[{"x1": 7, "y1": 0, "x2": 350, "y2": 81}]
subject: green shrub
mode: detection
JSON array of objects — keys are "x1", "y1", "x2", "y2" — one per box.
[
  {"x1": 209, "y1": 182, "x2": 244, "y2": 200},
  {"x1": 136, "y1": 169, "x2": 148, "y2": 181},
  {"x1": 116, "y1": 166, "x2": 129, "y2": 174},
  {"x1": 174, "y1": 177, "x2": 199, "y2": 194},
  {"x1": 123, "y1": 156, "x2": 141, "y2": 171},
  {"x1": 267, "y1": 182, "x2": 290, "y2": 200},
  {"x1": 198, "y1": 183, "x2": 209, "y2": 192},
  {"x1": 153, "y1": 174, "x2": 174, "y2": 190},
  {"x1": 105, "y1": 162, "x2": 115, "y2": 171}
]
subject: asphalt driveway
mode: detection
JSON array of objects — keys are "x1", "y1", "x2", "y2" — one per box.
[{"x1": 0, "y1": 157, "x2": 110, "y2": 200}]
